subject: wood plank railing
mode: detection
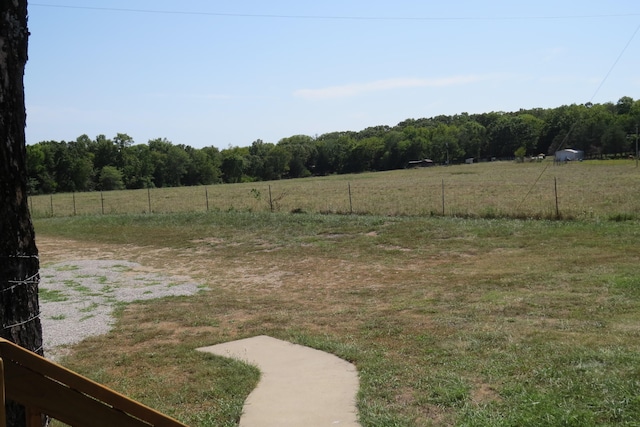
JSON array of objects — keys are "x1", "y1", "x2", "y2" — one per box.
[{"x1": 0, "y1": 338, "x2": 188, "y2": 427}]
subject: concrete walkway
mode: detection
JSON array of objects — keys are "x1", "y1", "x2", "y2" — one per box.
[{"x1": 197, "y1": 336, "x2": 361, "y2": 427}]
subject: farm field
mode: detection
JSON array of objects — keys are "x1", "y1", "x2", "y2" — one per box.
[
  {"x1": 34, "y1": 204, "x2": 640, "y2": 425},
  {"x1": 30, "y1": 159, "x2": 640, "y2": 220}
]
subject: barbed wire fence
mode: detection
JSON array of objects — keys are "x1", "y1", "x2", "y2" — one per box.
[{"x1": 28, "y1": 168, "x2": 640, "y2": 221}]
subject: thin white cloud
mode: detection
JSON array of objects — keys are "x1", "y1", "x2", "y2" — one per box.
[
  {"x1": 541, "y1": 47, "x2": 568, "y2": 63},
  {"x1": 149, "y1": 92, "x2": 232, "y2": 100},
  {"x1": 294, "y1": 75, "x2": 489, "y2": 100}
]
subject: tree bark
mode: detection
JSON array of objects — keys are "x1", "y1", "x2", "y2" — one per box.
[{"x1": 0, "y1": 1, "x2": 44, "y2": 425}]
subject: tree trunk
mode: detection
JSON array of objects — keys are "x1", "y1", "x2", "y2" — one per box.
[{"x1": 0, "y1": 1, "x2": 45, "y2": 425}]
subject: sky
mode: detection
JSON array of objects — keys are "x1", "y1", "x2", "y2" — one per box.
[{"x1": 25, "y1": 1, "x2": 640, "y2": 149}]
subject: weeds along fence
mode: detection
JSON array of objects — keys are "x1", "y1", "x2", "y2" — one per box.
[{"x1": 28, "y1": 161, "x2": 640, "y2": 220}]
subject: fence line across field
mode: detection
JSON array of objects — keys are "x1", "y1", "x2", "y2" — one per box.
[{"x1": 28, "y1": 173, "x2": 639, "y2": 221}]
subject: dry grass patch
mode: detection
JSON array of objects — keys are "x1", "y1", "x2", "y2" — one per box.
[{"x1": 35, "y1": 212, "x2": 640, "y2": 426}]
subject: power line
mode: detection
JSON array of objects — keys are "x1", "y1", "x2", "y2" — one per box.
[
  {"x1": 589, "y1": 22, "x2": 640, "y2": 103},
  {"x1": 29, "y1": 3, "x2": 640, "y2": 22},
  {"x1": 516, "y1": 21, "x2": 640, "y2": 214}
]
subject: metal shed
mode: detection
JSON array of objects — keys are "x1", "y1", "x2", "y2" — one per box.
[{"x1": 555, "y1": 149, "x2": 584, "y2": 162}]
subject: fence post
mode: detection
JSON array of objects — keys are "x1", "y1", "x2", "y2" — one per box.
[
  {"x1": 205, "y1": 187, "x2": 209, "y2": 212},
  {"x1": 269, "y1": 185, "x2": 273, "y2": 212},
  {"x1": 554, "y1": 177, "x2": 559, "y2": 219},
  {"x1": 147, "y1": 188, "x2": 152, "y2": 214},
  {"x1": 50, "y1": 194, "x2": 53, "y2": 217},
  {"x1": 101, "y1": 191, "x2": 105, "y2": 215},
  {"x1": 441, "y1": 179, "x2": 445, "y2": 216},
  {"x1": 348, "y1": 183, "x2": 353, "y2": 214}
]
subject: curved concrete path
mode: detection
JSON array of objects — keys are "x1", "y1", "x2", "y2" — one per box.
[{"x1": 197, "y1": 335, "x2": 361, "y2": 427}]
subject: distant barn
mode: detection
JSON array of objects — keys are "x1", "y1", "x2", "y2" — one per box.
[
  {"x1": 555, "y1": 149, "x2": 584, "y2": 162},
  {"x1": 407, "y1": 159, "x2": 434, "y2": 168}
]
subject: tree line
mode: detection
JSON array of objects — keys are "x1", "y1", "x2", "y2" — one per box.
[{"x1": 27, "y1": 96, "x2": 640, "y2": 194}]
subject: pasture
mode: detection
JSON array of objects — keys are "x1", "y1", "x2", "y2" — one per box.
[
  {"x1": 33, "y1": 161, "x2": 640, "y2": 426},
  {"x1": 30, "y1": 159, "x2": 640, "y2": 220}
]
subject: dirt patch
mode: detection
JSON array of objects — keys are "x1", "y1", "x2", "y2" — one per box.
[{"x1": 470, "y1": 381, "x2": 502, "y2": 405}]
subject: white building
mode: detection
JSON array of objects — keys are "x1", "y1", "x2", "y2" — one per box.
[{"x1": 555, "y1": 149, "x2": 584, "y2": 162}]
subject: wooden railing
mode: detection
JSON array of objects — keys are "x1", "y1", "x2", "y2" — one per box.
[{"x1": 0, "y1": 338, "x2": 188, "y2": 427}]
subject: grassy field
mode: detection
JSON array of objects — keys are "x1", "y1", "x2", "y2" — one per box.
[
  {"x1": 30, "y1": 159, "x2": 640, "y2": 220},
  {"x1": 34, "y1": 202, "x2": 640, "y2": 426}
]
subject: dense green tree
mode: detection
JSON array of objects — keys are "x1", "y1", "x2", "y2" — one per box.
[
  {"x1": 430, "y1": 124, "x2": 462, "y2": 164},
  {"x1": 50, "y1": 140, "x2": 79, "y2": 192},
  {"x1": 628, "y1": 99, "x2": 640, "y2": 128},
  {"x1": 402, "y1": 126, "x2": 431, "y2": 163},
  {"x1": 616, "y1": 96, "x2": 634, "y2": 116},
  {"x1": 90, "y1": 134, "x2": 117, "y2": 173},
  {"x1": 113, "y1": 133, "x2": 134, "y2": 169},
  {"x1": 246, "y1": 139, "x2": 272, "y2": 180},
  {"x1": 24, "y1": 96, "x2": 640, "y2": 191},
  {"x1": 122, "y1": 144, "x2": 154, "y2": 189},
  {"x1": 457, "y1": 120, "x2": 487, "y2": 160},
  {"x1": 315, "y1": 133, "x2": 352, "y2": 175},
  {"x1": 488, "y1": 114, "x2": 542, "y2": 158},
  {"x1": 183, "y1": 145, "x2": 220, "y2": 185},
  {"x1": 379, "y1": 130, "x2": 405, "y2": 170},
  {"x1": 263, "y1": 145, "x2": 290, "y2": 180},
  {"x1": 345, "y1": 136, "x2": 385, "y2": 173},
  {"x1": 357, "y1": 125, "x2": 390, "y2": 140},
  {"x1": 220, "y1": 146, "x2": 249, "y2": 183},
  {"x1": 277, "y1": 135, "x2": 317, "y2": 178},
  {"x1": 577, "y1": 104, "x2": 612, "y2": 156},
  {"x1": 601, "y1": 125, "x2": 628, "y2": 156},
  {"x1": 148, "y1": 138, "x2": 191, "y2": 187},
  {"x1": 201, "y1": 146, "x2": 223, "y2": 182},
  {"x1": 539, "y1": 104, "x2": 583, "y2": 155},
  {"x1": 472, "y1": 111, "x2": 504, "y2": 130},
  {"x1": 98, "y1": 166, "x2": 125, "y2": 191},
  {"x1": 26, "y1": 143, "x2": 56, "y2": 194},
  {"x1": 66, "y1": 136, "x2": 94, "y2": 191}
]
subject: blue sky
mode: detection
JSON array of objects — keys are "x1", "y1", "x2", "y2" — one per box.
[{"x1": 25, "y1": 1, "x2": 640, "y2": 149}]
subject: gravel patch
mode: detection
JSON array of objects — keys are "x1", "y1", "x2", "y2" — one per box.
[{"x1": 39, "y1": 260, "x2": 203, "y2": 359}]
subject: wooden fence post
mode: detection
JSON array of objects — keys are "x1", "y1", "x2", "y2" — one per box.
[
  {"x1": 554, "y1": 177, "x2": 560, "y2": 219},
  {"x1": 441, "y1": 179, "x2": 445, "y2": 216}
]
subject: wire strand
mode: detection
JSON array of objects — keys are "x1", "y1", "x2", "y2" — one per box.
[
  {"x1": 1, "y1": 255, "x2": 39, "y2": 259},
  {"x1": 3, "y1": 273, "x2": 40, "y2": 294},
  {"x1": 3, "y1": 312, "x2": 41, "y2": 330},
  {"x1": 589, "y1": 23, "x2": 640, "y2": 103},
  {"x1": 29, "y1": 4, "x2": 640, "y2": 21}
]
